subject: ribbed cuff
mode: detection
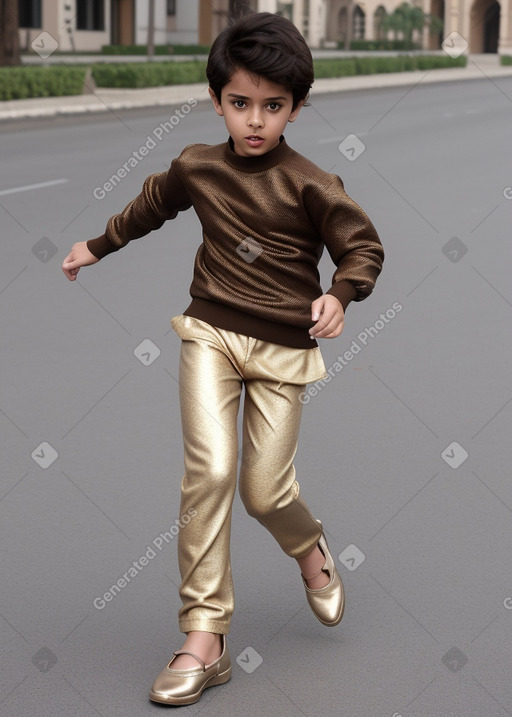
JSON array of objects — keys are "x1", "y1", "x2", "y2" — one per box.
[
  {"x1": 326, "y1": 280, "x2": 357, "y2": 311},
  {"x1": 87, "y1": 234, "x2": 120, "y2": 259}
]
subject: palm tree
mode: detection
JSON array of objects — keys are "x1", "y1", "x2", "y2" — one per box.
[
  {"x1": 0, "y1": 0, "x2": 21, "y2": 66},
  {"x1": 381, "y1": 2, "x2": 443, "y2": 49},
  {"x1": 381, "y1": 6, "x2": 403, "y2": 41}
]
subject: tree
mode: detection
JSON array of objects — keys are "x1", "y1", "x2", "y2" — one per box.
[
  {"x1": 381, "y1": 2, "x2": 443, "y2": 49},
  {"x1": 344, "y1": 1, "x2": 354, "y2": 51},
  {"x1": 147, "y1": 0, "x2": 155, "y2": 58},
  {"x1": 0, "y1": 0, "x2": 21, "y2": 66}
]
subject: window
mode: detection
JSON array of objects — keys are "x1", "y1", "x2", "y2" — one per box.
[
  {"x1": 19, "y1": 0, "x2": 42, "y2": 28},
  {"x1": 353, "y1": 6, "x2": 365, "y2": 40},
  {"x1": 338, "y1": 7, "x2": 347, "y2": 42},
  {"x1": 167, "y1": 0, "x2": 176, "y2": 16},
  {"x1": 374, "y1": 6, "x2": 387, "y2": 41},
  {"x1": 77, "y1": 0, "x2": 105, "y2": 31}
]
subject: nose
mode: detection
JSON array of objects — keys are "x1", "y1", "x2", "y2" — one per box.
[{"x1": 247, "y1": 107, "x2": 264, "y2": 129}]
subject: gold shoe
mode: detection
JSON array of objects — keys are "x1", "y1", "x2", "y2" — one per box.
[
  {"x1": 301, "y1": 520, "x2": 345, "y2": 626},
  {"x1": 149, "y1": 634, "x2": 231, "y2": 706}
]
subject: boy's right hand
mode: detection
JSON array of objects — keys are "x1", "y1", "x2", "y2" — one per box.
[{"x1": 62, "y1": 241, "x2": 99, "y2": 280}]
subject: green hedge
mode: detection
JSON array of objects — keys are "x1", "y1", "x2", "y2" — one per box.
[
  {"x1": 0, "y1": 66, "x2": 86, "y2": 101},
  {"x1": 91, "y1": 60, "x2": 207, "y2": 88},
  {"x1": 344, "y1": 40, "x2": 421, "y2": 51},
  {"x1": 313, "y1": 54, "x2": 466, "y2": 78},
  {"x1": 101, "y1": 44, "x2": 210, "y2": 55},
  {"x1": 91, "y1": 55, "x2": 466, "y2": 89},
  {"x1": 501, "y1": 55, "x2": 512, "y2": 65},
  {"x1": 0, "y1": 54, "x2": 468, "y2": 100}
]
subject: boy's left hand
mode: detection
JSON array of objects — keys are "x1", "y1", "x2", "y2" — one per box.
[{"x1": 309, "y1": 294, "x2": 345, "y2": 339}]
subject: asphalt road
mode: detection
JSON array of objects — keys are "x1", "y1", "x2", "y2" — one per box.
[{"x1": 1, "y1": 77, "x2": 512, "y2": 716}]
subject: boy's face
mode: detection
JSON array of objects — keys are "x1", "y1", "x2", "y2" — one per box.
[{"x1": 209, "y1": 68, "x2": 303, "y2": 157}]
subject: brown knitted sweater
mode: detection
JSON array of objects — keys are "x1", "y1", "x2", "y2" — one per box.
[{"x1": 87, "y1": 137, "x2": 384, "y2": 348}]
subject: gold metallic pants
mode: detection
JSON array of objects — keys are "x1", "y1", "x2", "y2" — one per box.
[{"x1": 170, "y1": 315, "x2": 328, "y2": 635}]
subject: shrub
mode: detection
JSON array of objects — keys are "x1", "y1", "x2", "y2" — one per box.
[
  {"x1": 0, "y1": 55, "x2": 468, "y2": 100},
  {"x1": 0, "y1": 66, "x2": 86, "y2": 101},
  {"x1": 415, "y1": 55, "x2": 466, "y2": 69},
  {"x1": 91, "y1": 61, "x2": 207, "y2": 88},
  {"x1": 91, "y1": 56, "x2": 467, "y2": 89},
  {"x1": 312, "y1": 59, "x2": 358, "y2": 78},
  {"x1": 101, "y1": 44, "x2": 210, "y2": 55},
  {"x1": 500, "y1": 55, "x2": 512, "y2": 65},
  {"x1": 341, "y1": 40, "x2": 422, "y2": 51},
  {"x1": 313, "y1": 54, "x2": 466, "y2": 80}
]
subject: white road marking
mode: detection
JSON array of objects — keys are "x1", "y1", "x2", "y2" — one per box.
[{"x1": 0, "y1": 178, "x2": 68, "y2": 197}]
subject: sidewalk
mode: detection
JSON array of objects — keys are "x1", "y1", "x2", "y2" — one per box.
[{"x1": 1, "y1": 54, "x2": 511, "y2": 121}]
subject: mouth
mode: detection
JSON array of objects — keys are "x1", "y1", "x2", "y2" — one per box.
[{"x1": 245, "y1": 135, "x2": 265, "y2": 147}]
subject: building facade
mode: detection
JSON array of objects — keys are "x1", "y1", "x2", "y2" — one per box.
[{"x1": 17, "y1": 0, "x2": 512, "y2": 55}]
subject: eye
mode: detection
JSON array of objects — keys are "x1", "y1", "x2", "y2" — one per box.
[
  {"x1": 233, "y1": 100, "x2": 246, "y2": 109},
  {"x1": 267, "y1": 102, "x2": 282, "y2": 111}
]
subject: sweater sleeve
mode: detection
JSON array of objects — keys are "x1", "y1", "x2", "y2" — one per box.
[
  {"x1": 87, "y1": 156, "x2": 192, "y2": 259},
  {"x1": 305, "y1": 175, "x2": 384, "y2": 310}
]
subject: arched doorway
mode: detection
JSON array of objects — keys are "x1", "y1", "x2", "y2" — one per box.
[
  {"x1": 470, "y1": 0, "x2": 500, "y2": 52},
  {"x1": 338, "y1": 6, "x2": 348, "y2": 43},
  {"x1": 484, "y1": 1, "x2": 500, "y2": 51}
]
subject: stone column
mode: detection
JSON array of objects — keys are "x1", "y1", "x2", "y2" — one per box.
[
  {"x1": 293, "y1": 0, "x2": 305, "y2": 36},
  {"x1": 499, "y1": 0, "x2": 512, "y2": 53},
  {"x1": 258, "y1": 0, "x2": 279, "y2": 11},
  {"x1": 309, "y1": 0, "x2": 327, "y2": 46}
]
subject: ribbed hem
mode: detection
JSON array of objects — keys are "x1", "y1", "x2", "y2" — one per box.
[
  {"x1": 178, "y1": 619, "x2": 231, "y2": 635},
  {"x1": 183, "y1": 298, "x2": 318, "y2": 349}
]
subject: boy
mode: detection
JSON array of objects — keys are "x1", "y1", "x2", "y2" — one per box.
[{"x1": 62, "y1": 11, "x2": 383, "y2": 707}]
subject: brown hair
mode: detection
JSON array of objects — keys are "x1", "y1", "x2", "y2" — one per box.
[{"x1": 206, "y1": 12, "x2": 314, "y2": 110}]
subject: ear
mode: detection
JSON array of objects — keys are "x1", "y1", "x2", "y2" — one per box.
[
  {"x1": 287, "y1": 98, "x2": 305, "y2": 123},
  {"x1": 209, "y1": 87, "x2": 224, "y2": 117}
]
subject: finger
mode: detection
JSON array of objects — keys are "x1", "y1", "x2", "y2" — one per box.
[
  {"x1": 310, "y1": 310, "x2": 335, "y2": 334},
  {"x1": 62, "y1": 259, "x2": 79, "y2": 280},
  {"x1": 322, "y1": 324, "x2": 344, "y2": 338},
  {"x1": 311, "y1": 296, "x2": 326, "y2": 322},
  {"x1": 311, "y1": 314, "x2": 343, "y2": 338}
]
